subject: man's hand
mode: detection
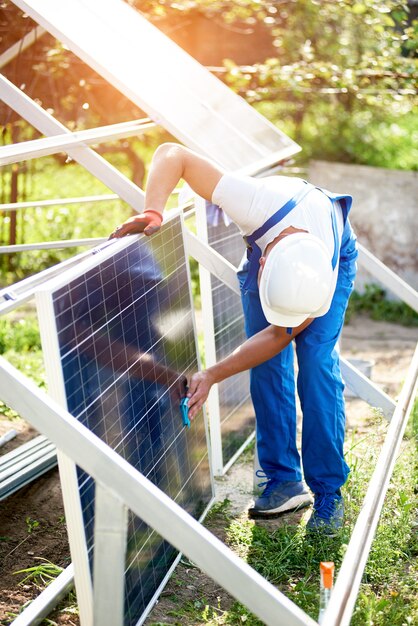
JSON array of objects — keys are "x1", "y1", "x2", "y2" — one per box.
[
  {"x1": 186, "y1": 370, "x2": 216, "y2": 419},
  {"x1": 109, "y1": 210, "x2": 163, "y2": 239}
]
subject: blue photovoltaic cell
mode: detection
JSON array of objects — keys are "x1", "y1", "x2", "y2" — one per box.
[
  {"x1": 207, "y1": 219, "x2": 255, "y2": 466},
  {"x1": 51, "y1": 218, "x2": 213, "y2": 625}
]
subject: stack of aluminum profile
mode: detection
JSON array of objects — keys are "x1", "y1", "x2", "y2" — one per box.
[{"x1": 0, "y1": 435, "x2": 57, "y2": 500}]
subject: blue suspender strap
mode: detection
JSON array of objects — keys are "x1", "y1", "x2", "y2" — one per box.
[
  {"x1": 316, "y1": 189, "x2": 346, "y2": 271},
  {"x1": 243, "y1": 241, "x2": 263, "y2": 288},
  {"x1": 243, "y1": 182, "x2": 316, "y2": 290},
  {"x1": 245, "y1": 182, "x2": 315, "y2": 248},
  {"x1": 242, "y1": 181, "x2": 344, "y2": 292},
  {"x1": 330, "y1": 202, "x2": 339, "y2": 270}
]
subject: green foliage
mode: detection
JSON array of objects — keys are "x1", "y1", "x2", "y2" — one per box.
[
  {"x1": 188, "y1": 257, "x2": 201, "y2": 307},
  {"x1": 0, "y1": 317, "x2": 41, "y2": 354},
  {"x1": 346, "y1": 283, "x2": 418, "y2": 326},
  {"x1": 205, "y1": 498, "x2": 232, "y2": 521},
  {"x1": 25, "y1": 516, "x2": 40, "y2": 534},
  {"x1": 219, "y1": 0, "x2": 417, "y2": 168},
  {"x1": 0, "y1": 314, "x2": 45, "y2": 420},
  {"x1": 14, "y1": 558, "x2": 63, "y2": 587}
]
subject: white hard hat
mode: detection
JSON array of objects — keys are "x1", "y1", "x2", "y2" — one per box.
[{"x1": 259, "y1": 232, "x2": 333, "y2": 328}]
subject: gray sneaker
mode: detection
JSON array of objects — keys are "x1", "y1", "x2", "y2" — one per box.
[
  {"x1": 306, "y1": 493, "x2": 344, "y2": 536},
  {"x1": 248, "y1": 480, "x2": 313, "y2": 519}
]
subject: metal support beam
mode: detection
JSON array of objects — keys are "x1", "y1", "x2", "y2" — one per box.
[
  {"x1": 183, "y1": 228, "x2": 240, "y2": 295},
  {"x1": 323, "y1": 341, "x2": 418, "y2": 626},
  {"x1": 0, "y1": 357, "x2": 316, "y2": 626},
  {"x1": 0, "y1": 74, "x2": 145, "y2": 212},
  {"x1": 0, "y1": 119, "x2": 155, "y2": 166},
  {"x1": 0, "y1": 26, "x2": 46, "y2": 69},
  {"x1": 357, "y1": 243, "x2": 418, "y2": 312},
  {"x1": 340, "y1": 357, "x2": 396, "y2": 421},
  {"x1": 0, "y1": 238, "x2": 104, "y2": 254},
  {"x1": 0, "y1": 194, "x2": 119, "y2": 212},
  {"x1": 186, "y1": 201, "x2": 237, "y2": 476},
  {"x1": 93, "y1": 485, "x2": 128, "y2": 626},
  {"x1": 0, "y1": 435, "x2": 57, "y2": 500}
]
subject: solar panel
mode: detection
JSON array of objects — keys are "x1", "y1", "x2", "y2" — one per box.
[
  {"x1": 207, "y1": 218, "x2": 255, "y2": 468},
  {"x1": 12, "y1": 0, "x2": 300, "y2": 170},
  {"x1": 36, "y1": 215, "x2": 213, "y2": 625}
]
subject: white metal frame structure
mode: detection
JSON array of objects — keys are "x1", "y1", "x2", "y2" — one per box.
[
  {"x1": 1, "y1": 1, "x2": 418, "y2": 623},
  {"x1": 9, "y1": 0, "x2": 300, "y2": 171},
  {"x1": 1, "y1": 140, "x2": 417, "y2": 626},
  {"x1": 192, "y1": 202, "x2": 255, "y2": 475},
  {"x1": 0, "y1": 271, "x2": 417, "y2": 626},
  {"x1": 0, "y1": 354, "x2": 320, "y2": 626},
  {"x1": 0, "y1": 74, "x2": 146, "y2": 211},
  {"x1": 0, "y1": 118, "x2": 156, "y2": 166}
]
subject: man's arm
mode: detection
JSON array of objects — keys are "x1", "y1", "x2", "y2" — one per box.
[
  {"x1": 186, "y1": 318, "x2": 312, "y2": 419},
  {"x1": 110, "y1": 143, "x2": 225, "y2": 238}
]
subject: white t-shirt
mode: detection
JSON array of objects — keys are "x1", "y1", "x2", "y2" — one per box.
[
  {"x1": 212, "y1": 173, "x2": 344, "y2": 258},
  {"x1": 212, "y1": 173, "x2": 344, "y2": 317}
]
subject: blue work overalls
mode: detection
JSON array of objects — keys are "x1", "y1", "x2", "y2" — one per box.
[{"x1": 237, "y1": 182, "x2": 358, "y2": 495}]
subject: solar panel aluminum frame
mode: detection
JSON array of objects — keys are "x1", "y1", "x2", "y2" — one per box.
[
  {"x1": 193, "y1": 196, "x2": 225, "y2": 476},
  {"x1": 35, "y1": 212, "x2": 215, "y2": 626},
  {"x1": 10, "y1": 0, "x2": 301, "y2": 171},
  {"x1": 194, "y1": 197, "x2": 256, "y2": 477}
]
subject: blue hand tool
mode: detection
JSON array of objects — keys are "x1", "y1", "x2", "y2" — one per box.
[{"x1": 180, "y1": 397, "x2": 191, "y2": 429}]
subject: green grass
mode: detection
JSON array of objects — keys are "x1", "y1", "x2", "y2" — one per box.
[
  {"x1": 150, "y1": 403, "x2": 417, "y2": 626},
  {"x1": 14, "y1": 558, "x2": 63, "y2": 588}
]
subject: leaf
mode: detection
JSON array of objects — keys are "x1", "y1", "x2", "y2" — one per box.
[{"x1": 352, "y1": 3, "x2": 367, "y2": 15}]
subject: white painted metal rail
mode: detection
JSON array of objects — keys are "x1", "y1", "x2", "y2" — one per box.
[
  {"x1": 0, "y1": 434, "x2": 57, "y2": 500},
  {"x1": 0, "y1": 25, "x2": 46, "y2": 69},
  {"x1": 0, "y1": 74, "x2": 145, "y2": 212},
  {"x1": 358, "y1": 243, "x2": 418, "y2": 313},
  {"x1": 0, "y1": 238, "x2": 104, "y2": 254},
  {"x1": 0, "y1": 119, "x2": 156, "y2": 166},
  {"x1": 0, "y1": 194, "x2": 119, "y2": 212}
]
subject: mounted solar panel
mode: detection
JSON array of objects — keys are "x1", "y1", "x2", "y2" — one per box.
[
  {"x1": 11, "y1": 0, "x2": 300, "y2": 170},
  {"x1": 206, "y1": 218, "x2": 255, "y2": 469},
  {"x1": 36, "y1": 214, "x2": 214, "y2": 625}
]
